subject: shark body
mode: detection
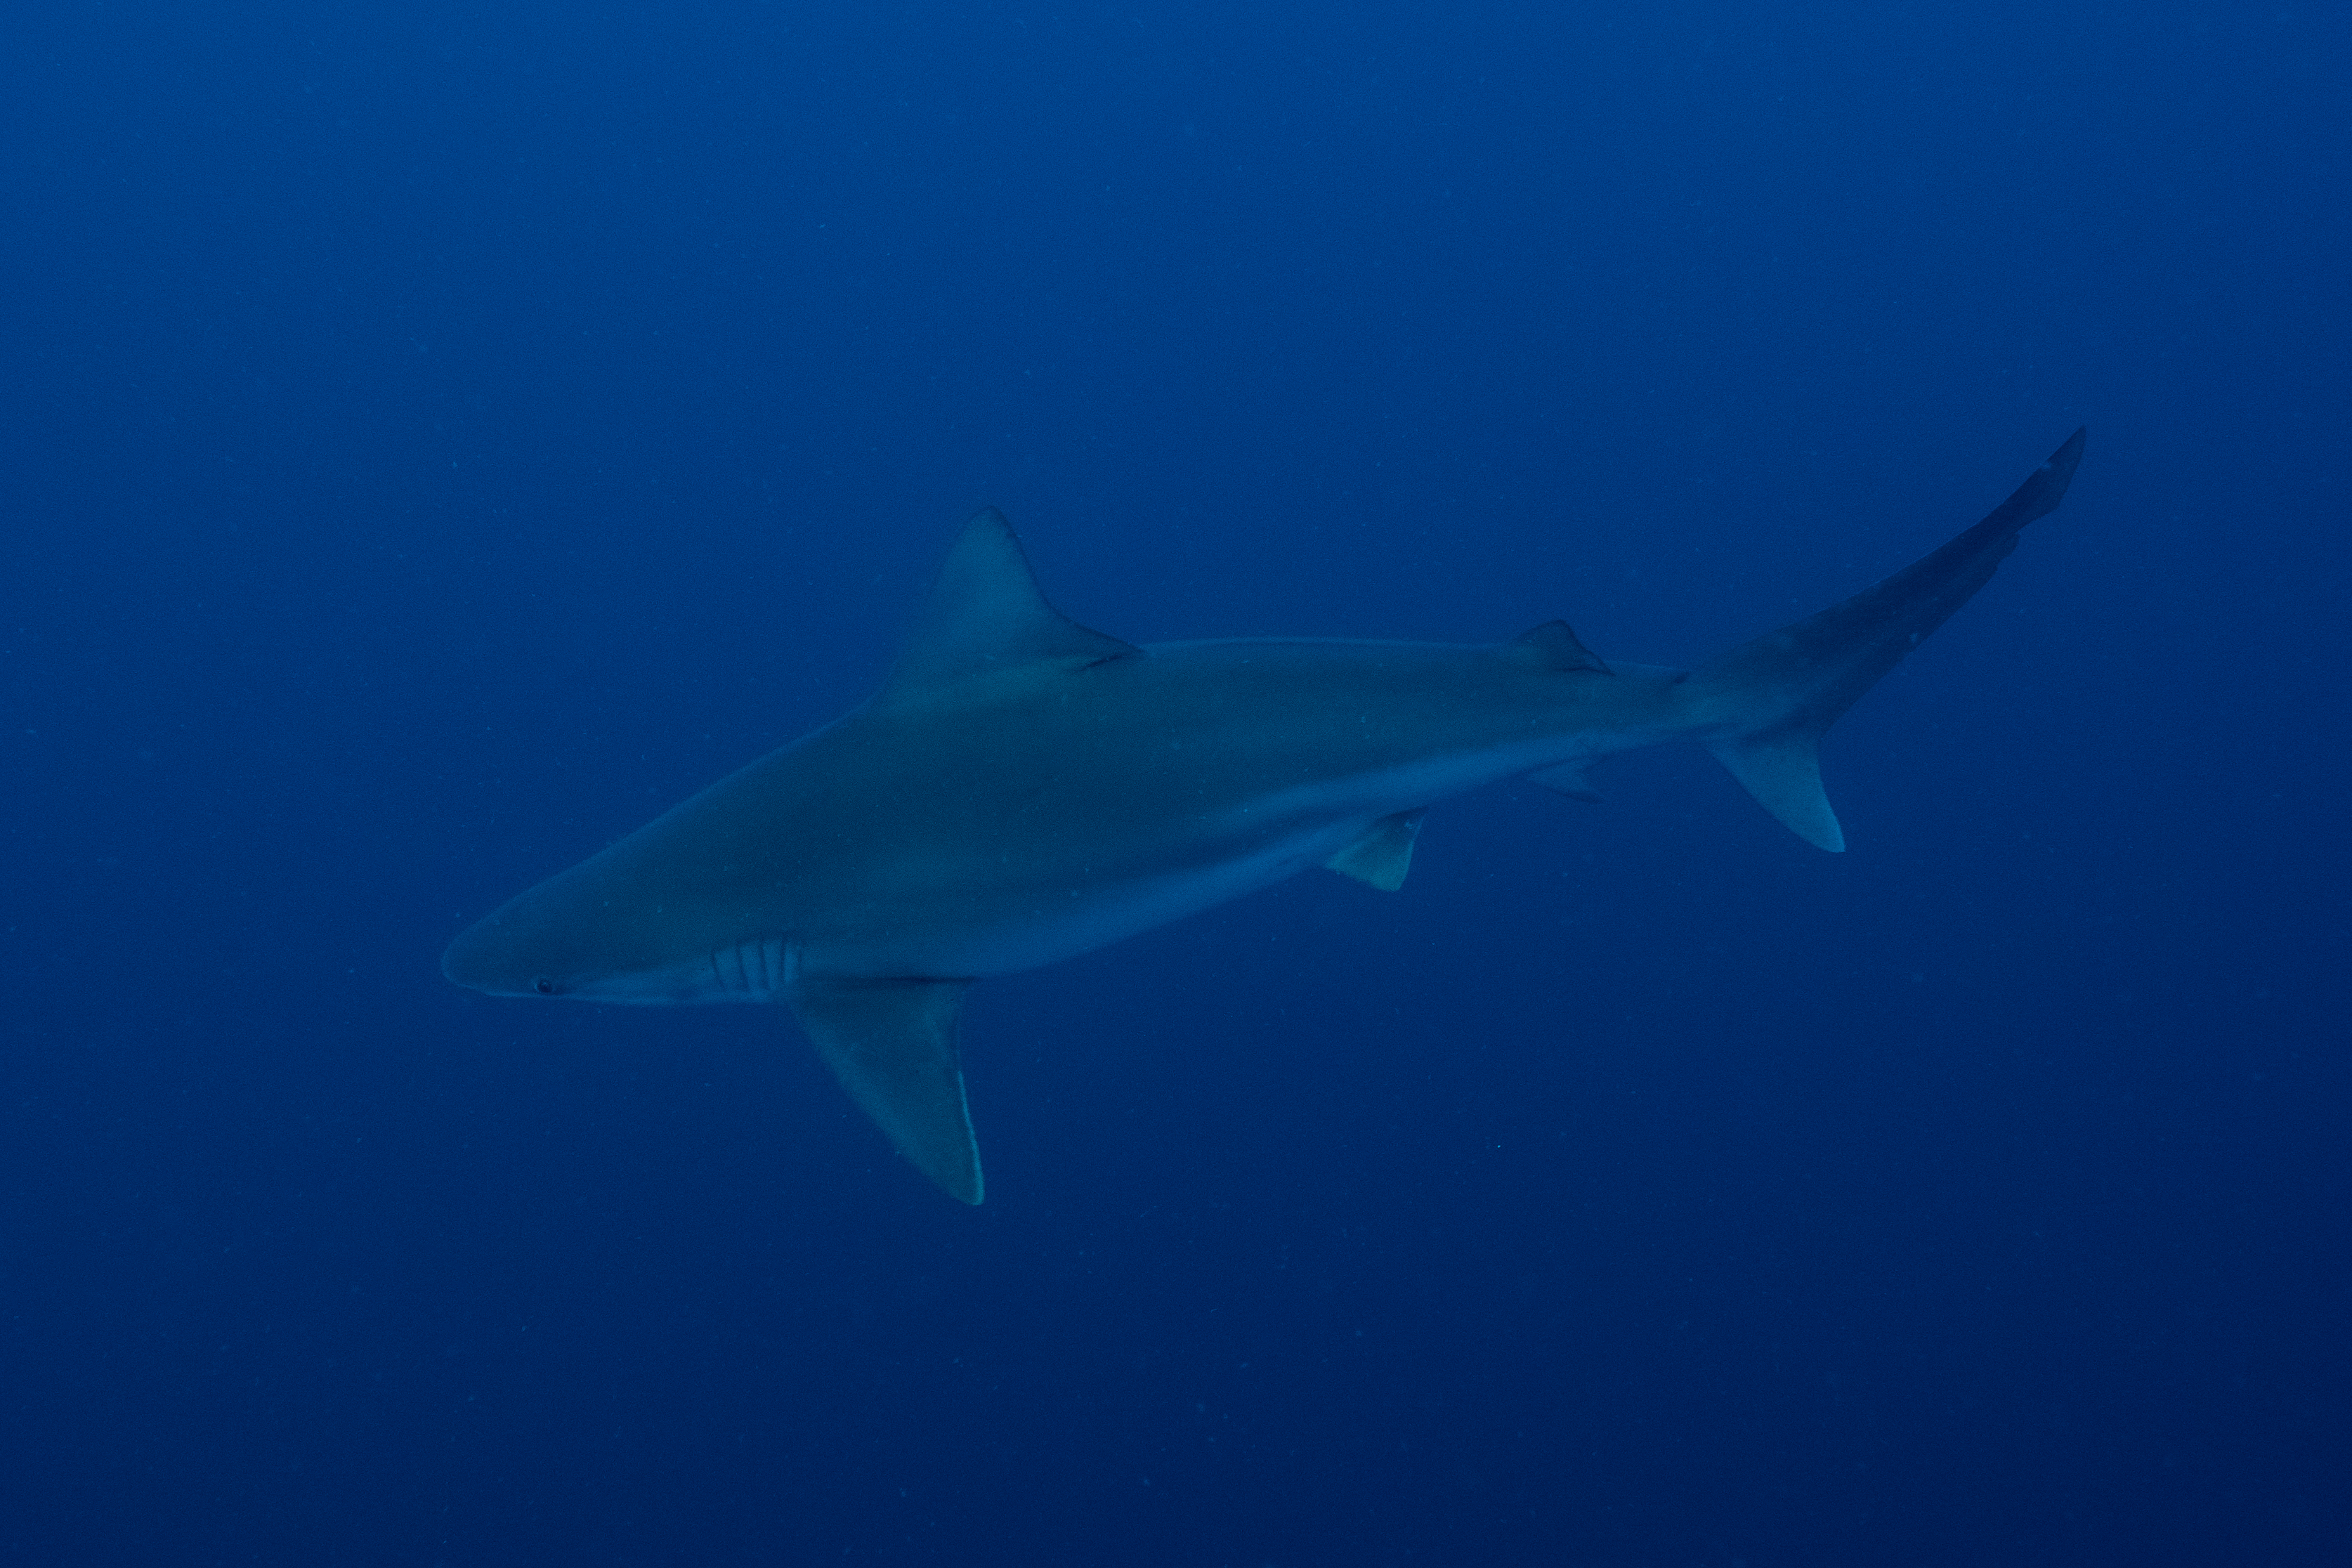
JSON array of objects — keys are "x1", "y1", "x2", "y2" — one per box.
[{"x1": 445, "y1": 431, "x2": 2087, "y2": 1202}]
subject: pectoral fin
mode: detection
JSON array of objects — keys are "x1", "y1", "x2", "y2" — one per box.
[
  {"x1": 1325, "y1": 809, "x2": 1427, "y2": 891},
  {"x1": 788, "y1": 977, "x2": 984, "y2": 1203},
  {"x1": 1706, "y1": 736, "x2": 1843, "y2": 852}
]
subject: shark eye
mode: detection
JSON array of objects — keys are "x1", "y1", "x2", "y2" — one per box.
[{"x1": 535, "y1": 978, "x2": 555, "y2": 995}]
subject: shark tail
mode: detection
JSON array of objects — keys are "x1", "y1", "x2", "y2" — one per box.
[{"x1": 1683, "y1": 429, "x2": 2086, "y2": 851}]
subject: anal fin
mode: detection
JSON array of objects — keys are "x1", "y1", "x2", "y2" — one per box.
[
  {"x1": 1325, "y1": 809, "x2": 1427, "y2": 891},
  {"x1": 787, "y1": 977, "x2": 984, "y2": 1203},
  {"x1": 1527, "y1": 762, "x2": 1603, "y2": 804}
]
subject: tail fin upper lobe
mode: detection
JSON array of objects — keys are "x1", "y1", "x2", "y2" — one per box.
[{"x1": 1691, "y1": 429, "x2": 2087, "y2": 851}]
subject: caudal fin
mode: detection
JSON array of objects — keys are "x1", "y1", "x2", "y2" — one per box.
[{"x1": 1689, "y1": 429, "x2": 2086, "y2": 851}]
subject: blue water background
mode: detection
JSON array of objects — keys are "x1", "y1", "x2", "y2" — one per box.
[{"x1": 5, "y1": 4, "x2": 2345, "y2": 1563}]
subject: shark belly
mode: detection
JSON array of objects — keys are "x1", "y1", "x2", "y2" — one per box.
[
  {"x1": 799, "y1": 735, "x2": 1580, "y2": 981},
  {"x1": 806, "y1": 817, "x2": 1369, "y2": 981},
  {"x1": 573, "y1": 814, "x2": 1372, "y2": 1000}
]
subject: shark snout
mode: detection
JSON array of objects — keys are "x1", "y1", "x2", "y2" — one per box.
[
  {"x1": 440, "y1": 911, "x2": 556, "y2": 996},
  {"x1": 440, "y1": 920, "x2": 500, "y2": 992}
]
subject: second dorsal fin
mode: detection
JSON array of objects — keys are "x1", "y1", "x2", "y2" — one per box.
[
  {"x1": 886, "y1": 509, "x2": 1137, "y2": 698},
  {"x1": 1508, "y1": 620, "x2": 1611, "y2": 675}
]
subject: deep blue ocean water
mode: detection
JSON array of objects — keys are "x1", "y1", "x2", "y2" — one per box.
[{"x1": 5, "y1": 4, "x2": 2346, "y2": 1563}]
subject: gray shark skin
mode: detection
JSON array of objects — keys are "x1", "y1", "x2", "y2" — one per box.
[{"x1": 445, "y1": 430, "x2": 2087, "y2": 1203}]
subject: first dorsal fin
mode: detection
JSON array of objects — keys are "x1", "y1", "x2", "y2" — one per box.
[{"x1": 887, "y1": 509, "x2": 1138, "y2": 698}]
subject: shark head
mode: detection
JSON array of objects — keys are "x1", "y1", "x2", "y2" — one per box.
[
  {"x1": 441, "y1": 875, "x2": 603, "y2": 999},
  {"x1": 445, "y1": 849, "x2": 800, "y2": 1007}
]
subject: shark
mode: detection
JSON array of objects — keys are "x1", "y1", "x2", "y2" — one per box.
[{"x1": 443, "y1": 429, "x2": 2086, "y2": 1203}]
